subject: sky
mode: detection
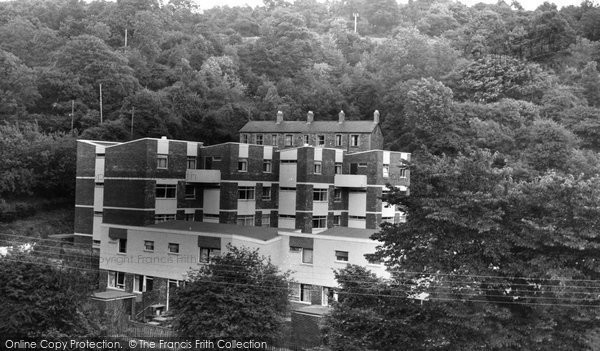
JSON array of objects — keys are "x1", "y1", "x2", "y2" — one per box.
[{"x1": 196, "y1": 0, "x2": 587, "y2": 11}]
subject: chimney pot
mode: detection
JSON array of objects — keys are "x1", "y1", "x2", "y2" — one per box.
[
  {"x1": 307, "y1": 111, "x2": 314, "y2": 124},
  {"x1": 374, "y1": 110, "x2": 380, "y2": 124},
  {"x1": 276, "y1": 111, "x2": 283, "y2": 124},
  {"x1": 338, "y1": 110, "x2": 345, "y2": 123},
  {"x1": 161, "y1": 136, "x2": 167, "y2": 140}
]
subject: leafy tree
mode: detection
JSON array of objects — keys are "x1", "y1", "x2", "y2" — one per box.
[
  {"x1": 453, "y1": 55, "x2": 551, "y2": 103},
  {"x1": 0, "y1": 49, "x2": 40, "y2": 118},
  {"x1": 0, "y1": 251, "x2": 98, "y2": 338},
  {"x1": 0, "y1": 123, "x2": 76, "y2": 199},
  {"x1": 362, "y1": 149, "x2": 600, "y2": 350},
  {"x1": 171, "y1": 245, "x2": 290, "y2": 343}
]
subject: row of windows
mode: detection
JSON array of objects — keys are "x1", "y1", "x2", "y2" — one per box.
[
  {"x1": 108, "y1": 271, "x2": 183, "y2": 293},
  {"x1": 242, "y1": 134, "x2": 362, "y2": 147},
  {"x1": 117, "y1": 239, "x2": 221, "y2": 263},
  {"x1": 289, "y1": 246, "x2": 381, "y2": 265}
]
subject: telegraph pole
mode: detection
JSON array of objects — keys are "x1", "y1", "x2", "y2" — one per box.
[
  {"x1": 130, "y1": 106, "x2": 135, "y2": 139},
  {"x1": 99, "y1": 83, "x2": 103, "y2": 123},
  {"x1": 124, "y1": 28, "x2": 128, "y2": 48},
  {"x1": 353, "y1": 12, "x2": 359, "y2": 33},
  {"x1": 70, "y1": 99, "x2": 74, "y2": 132}
]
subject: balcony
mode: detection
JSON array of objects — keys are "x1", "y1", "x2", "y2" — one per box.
[
  {"x1": 186, "y1": 169, "x2": 221, "y2": 183},
  {"x1": 334, "y1": 174, "x2": 367, "y2": 188}
]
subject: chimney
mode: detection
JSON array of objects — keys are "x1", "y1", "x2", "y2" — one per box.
[
  {"x1": 373, "y1": 110, "x2": 380, "y2": 124},
  {"x1": 276, "y1": 111, "x2": 283, "y2": 124},
  {"x1": 338, "y1": 110, "x2": 345, "y2": 124},
  {"x1": 307, "y1": 111, "x2": 314, "y2": 124}
]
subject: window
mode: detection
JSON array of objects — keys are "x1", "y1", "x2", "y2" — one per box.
[
  {"x1": 317, "y1": 135, "x2": 325, "y2": 145},
  {"x1": 312, "y1": 216, "x2": 327, "y2": 228},
  {"x1": 359, "y1": 163, "x2": 368, "y2": 167},
  {"x1": 108, "y1": 271, "x2": 125, "y2": 290},
  {"x1": 262, "y1": 187, "x2": 271, "y2": 201},
  {"x1": 349, "y1": 215, "x2": 366, "y2": 220},
  {"x1": 241, "y1": 134, "x2": 249, "y2": 143},
  {"x1": 156, "y1": 184, "x2": 176, "y2": 198},
  {"x1": 199, "y1": 247, "x2": 221, "y2": 263},
  {"x1": 289, "y1": 246, "x2": 302, "y2": 252},
  {"x1": 154, "y1": 214, "x2": 175, "y2": 223},
  {"x1": 187, "y1": 156, "x2": 196, "y2": 169},
  {"x1": 350, "y1": 135, "x2": 359, "y2": 147},
  {"x1": 301, "y1": 284, "x2": 312, "y2": 302},
  {"x1": 168, "y1": 243, "x2": 179, "y2": 254},
  {"x1": 335, "y1": 134, "x2": 342, "y2": 146},
  {"x1": 285, "y1": 135, "x2": 293, "y2": 146},
  {"x1": 203, "y1": 213, "x2": 220, "y2": 223},
  {"x1": 333, "y1": 215, "x2": 341, "y2": 226},
  {"x1": 261, "y1": 214, "x2": 271, "y2": 227},
  {"x1": 256, "y1": 134, "x2": 263, "y2": 145},
  {"x1": 157, "y1": 155, "x2": 168, "y2": 169},
  {"x1": 303, "y1": 135, "x2": 309, "y2": 145},
  {"x1": 185, "y1": 184, "x2": 195, "y2": 199},
  {"x1": 185, "y1": 213, "x2": 194, "y2": 221},
  {"x1": 144, "y1": 240, "x2": 154, "y2": 252},
  {"x1": 237, "y1": 215, "x2": 254, "y2": 226},
  {"x1": 313, "y1": 188, "x2": 327, "y2": 202},
  {"x1": 238, "y1": 186, "x2": 255, "y2": 200},
  {"x1": 334, "y1": 188, "x2": 342, "y2": 201},
  {"x1": 134, "y1": 275, "x2": 154, "y2": 293},
  {"x1": 145, "y1": 276, "x2": 154, "y2": 291},
  {"x1": 238, "y1": 159, "x2": 248, "y2": 172},
  {"x1": 314, "y1": 161, "x2": 322, "y2": 174},
  {"x1": 263, "y1": 160, "x2": 272, "y2": 173},
  {"x1": 118, "y1": 238, "x2": 127, "y2": 253},
  {"x1": 334, "y1": 163, "x2": 342, "y2": 174},
  {"x1": 271, "y1": 134, "x2": 278, "y2": 146},
  {"x1": 383, "y1": 164, "x2": 390, "y2": 178},
  {"x1": 134, "y1": 275, "x2": 143, "y2": 293},
  {"x1": 212, "y1": 156, "x2": 222, "y2": 162},
  {"x1": 335, "y1": 250, "x2": 349, "y2": 262},
  {"x1": 367, "y1": 256, "x2": 382, "y2": 265},
  {"x1": 302, "y1": 248, "x2": 313, "y2": 264},
  {"x1": 399, "y1": 167, "x2": 407, "y2": 178}
]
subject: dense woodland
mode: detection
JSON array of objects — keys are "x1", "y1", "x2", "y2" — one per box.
[
  {"x1": 2, "y1": 0, "x2": 600, "y2": 348},
  {"x1": 0, "y1": 0, "x2": 599, "y2": 200}
]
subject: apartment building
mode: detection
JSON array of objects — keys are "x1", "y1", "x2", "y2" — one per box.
[
  {"x1": 76, "y1": 111, "x2": 410, "y2": 315},
  {"x1": 238, "y1": 110, "x2": 384, "y2": 151}
]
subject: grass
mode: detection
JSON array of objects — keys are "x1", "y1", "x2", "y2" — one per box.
[{"x1": 0, "y1": 206, "x2": 74, "y2": 244}]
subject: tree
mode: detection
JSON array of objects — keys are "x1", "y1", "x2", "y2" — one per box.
[
  {"x1": 453, "y1": 55, "x2": 551, "y2": 103},
  {"x1": 0, "y1": 49, "x2": 40, "y2": 118},
  {"x1": 171, "y1": 245, "x2": 290, "y2": 343},
  {"x1": 0, "y1": 250, "x2": 98, "y2": 338},
  {"x1": 362, "y1": 149, "x2": 600, "y2": 350}
]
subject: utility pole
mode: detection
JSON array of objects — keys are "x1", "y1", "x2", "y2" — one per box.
[
  {"x1": 70, "y1": 99, "x2": 74, "y2": 132},
  {"x1": 353, "y1": 12, "x2": 359, "y2": 34},
  {"x1": 124, "y1": 28, "x2": 128, "y2": 48},
  {"x1": 130, "y1": 106, "x2": 135, "y2": 139},
  {"x1": 99, "y1": 83, "x2": 103, "y2": 123}
]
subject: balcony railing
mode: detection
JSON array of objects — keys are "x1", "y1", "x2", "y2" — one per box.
[
  {"x1": 334, "y1": 174, "x2": 367, "y2": 188},
  {"x1": 186, "y1": 169, "x2": 221, "y2": 183}
]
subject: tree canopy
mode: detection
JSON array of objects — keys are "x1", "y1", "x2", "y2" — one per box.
[{"x1": 171, "y1": 245, "x2": 290, "y2": 343}]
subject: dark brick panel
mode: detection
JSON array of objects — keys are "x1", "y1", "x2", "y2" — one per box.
[
  {"x1": 76, "y1": 142, "x2": 96, "y2": 177},
  {"x1": 74, "y1": 207, "x2": 93, "y2": 234},
  {"x1": 105, "y1": 139, "x2": 152, "y2": 178},
  {"x1": 104, "y1": 179, "x2": 154, "y2": 208},
  {"x1": 296, "y1": 184, "x2": 312, "y2": 212},
  {"x1": 103, "y1": 208, "x2": 154, "y2": 226},
  {"x1": 219, "y1": 182, "x2": 238, "y2": 210},
  {"x1": 75, "y1": 179, "x2": 95, "y2": 206},
  {"x1": 296, "y1": 212, "x2": 312, "y2": 233}
]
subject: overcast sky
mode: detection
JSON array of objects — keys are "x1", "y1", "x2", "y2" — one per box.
[{"x1": 197, "y1": 0, "x2": 586, "y2": 11}]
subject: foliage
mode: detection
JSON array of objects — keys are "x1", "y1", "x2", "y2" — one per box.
[
  {"x1": 0, "y1": 123, "x2": 76, "y2": 199},
  {"x1": 171, "y1": 245, "x2": 290, "y2": 343},
  {"x1": 0, "y1": 251, "x2": 98, "y2": 338}
]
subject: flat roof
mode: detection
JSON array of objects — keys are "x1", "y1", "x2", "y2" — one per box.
[
  {"x1": 317, "y1": 227, "x2": 378, "y2": 240},
  {"x1": 148, "y1": 221, "x2": 279, "y2": 241},
  {"x1": 91, "y1": 290, "x2": 136, "y2": 301},
  {"x1": 293, "y1": 305, "x2": 331, "y2": 316}
]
